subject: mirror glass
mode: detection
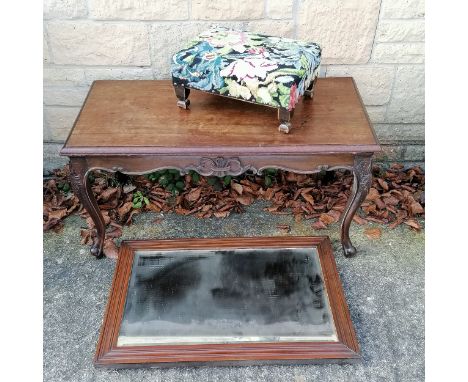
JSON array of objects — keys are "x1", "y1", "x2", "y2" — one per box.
[{"x1": 118, "y1": 247, "x2": 337, "y2": 346}]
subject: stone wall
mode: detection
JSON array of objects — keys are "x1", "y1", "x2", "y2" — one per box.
[{"x1": 44, "y1": 0, "x2": 425, "y2": 163}]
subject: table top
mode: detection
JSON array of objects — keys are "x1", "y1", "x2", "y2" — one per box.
[{"x1": 61, "y1": 78, "x2": 380, "y2": 157}]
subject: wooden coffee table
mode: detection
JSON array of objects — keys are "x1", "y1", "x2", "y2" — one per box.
[{"x1": 61, "y1": 78, "x2": 381, "y2": 258}]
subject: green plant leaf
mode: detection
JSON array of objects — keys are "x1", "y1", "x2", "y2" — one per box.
[
  {"x1": 158, "y1": 175, "x2": 169, "y2": 186},
  {"x1": 223, "y1": 175, "x2": 232, "y2": 186},
  {"x1": 192, "y1": 172, "x2": 200, "y2": 184},
  {"x1": 264, "y1": 176, "x2": 272, "y2": 187},
  {"x1": 175, "y1": 181, "x2": 185, "y2": 190},
  {"x1": 207, "y1": 177, "x2": 217, "y2": 186}
]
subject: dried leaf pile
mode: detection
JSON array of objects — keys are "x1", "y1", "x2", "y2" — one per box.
[{"x1": 43, "y1": 163, "x2": 424, "y2": 255}]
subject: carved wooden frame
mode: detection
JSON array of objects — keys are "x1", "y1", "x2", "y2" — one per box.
[
  {"x1": 94, "y1": 236, "x2": 360, "y2": 368},
  {"x1": 69, "y1": 153, "x2": 372, "y2": 258}
]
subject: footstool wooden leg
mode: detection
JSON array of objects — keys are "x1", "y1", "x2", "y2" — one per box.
[
  {"x1": 340, "y1": 154, "x2": 373, "y2": 257},
  {"x1": 304, "y1": 78, "x2": 317, "y2": 99},
  {"x1": 174, "y1": 84, "x2": 190, "y2": 109},
  {"x1": 278, "y1": 107, "x2": 294, "y2": 133}
]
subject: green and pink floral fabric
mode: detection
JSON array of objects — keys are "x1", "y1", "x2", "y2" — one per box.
[{"x1": 171, "y1": 27, "x2": 321, "y2": 111}]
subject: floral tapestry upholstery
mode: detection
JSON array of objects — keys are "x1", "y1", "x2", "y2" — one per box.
[{"x1": 171, "y1": 27, "x2": 321, "y2": 111}]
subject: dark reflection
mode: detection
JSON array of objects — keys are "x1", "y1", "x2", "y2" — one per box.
[
  {"x1": 124, "y1": 256, "x2": 204, "y2": 320},
  {"x1": 119, "y1": 247, "x2": 335, "y2": 345}
]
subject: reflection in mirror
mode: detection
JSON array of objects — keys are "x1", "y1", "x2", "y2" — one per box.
[{"x1": 118, "y1": 247, "x2": 336, "y2": 346}]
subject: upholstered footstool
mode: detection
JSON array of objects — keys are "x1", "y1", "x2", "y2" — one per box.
[{"x1": 171, "y1": 27, "x2": 321, "y2": 133}]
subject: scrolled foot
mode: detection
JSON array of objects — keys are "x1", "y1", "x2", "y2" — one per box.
[
  {"x1": 342, "y1": 243, "x2": 357, "y2": 258},
  {"x1": 177, "y1": 99, "x2": 190, "y2": 109},
  {"x1": 278, "y1": 122, "x2": 291, "y2": 134},
  {"x1": 90, "y1": 241, "x2": 104, "y2": 258}
]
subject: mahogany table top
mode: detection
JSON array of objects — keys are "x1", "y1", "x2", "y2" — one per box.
[{"x1": 61, "y1": 77, "x2": 380, "y2": 157}]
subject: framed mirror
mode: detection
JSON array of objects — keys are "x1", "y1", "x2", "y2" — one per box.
[{"x1": 95, "y1": 237, "x2": 359, "y2": 367}]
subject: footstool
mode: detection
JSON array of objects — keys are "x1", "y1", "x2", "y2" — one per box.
[{"x1": 171, "y1": 27, "x2": 321, "y2": 133}]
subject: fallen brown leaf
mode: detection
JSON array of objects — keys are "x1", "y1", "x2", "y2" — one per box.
[
  {"x1": 48, "y1": 208, "x2": 67, "y2": 220},
  {"x1": 43, "y1": 218, "x2": 61, "y2": 231},
  {"x1": 409, "y1": 201, "x2": 424, "y2": 215},
  {"x1": 185, "y1": 187, "x2": 202, "y2": 202},
  {"x1": 44, "y1": 163, "x2": 425, "y2": 251},
  {"x1": 118, "y1": 201, "x2": 133, "y2": 217},
  {"x1": 214, "y1": 211, "x2": 230, "y2": 218},
  {"x1": 98, "y1": 187, "x2": 119, "y2": 202},
  {"x1": 364, "y1": 227, "x2": 382, "y2": 240},
  {"x1": 404, "y1": 219, "x2": 421, "y2": 230},
  {"x1": 103, "y1": 239, "x2": 119, "y2": 259},
  {"x1": 302, "y1": 193, "x2": 315, "y2": 205},
  {"x1": 319, "y1": 213, "x2": 336, "y2": 225},
  {"x1": 231, "y1": 182, "x2": 243, "y2": 195},
  {"x1": 377, "y1": 178, "x2": 389, "y2": 191},
  {"x1": 311, "y1": 220, "x2": 328, "y2": 230},
  {"x1": 277, "y1": 224, "x2": 291, "y2": 233},
  {"x1": 353, "y1": 215, "x2": 367, "y2": 225},
  {"x1": 106, "y1": 226, "x2": 123, "y2": 239},
  {"x1": 236, "y1": 195, "x2": 253, "y2": 206},
  {"x1": 365, "y1": 187, "x2": 380, "y2": 201}
]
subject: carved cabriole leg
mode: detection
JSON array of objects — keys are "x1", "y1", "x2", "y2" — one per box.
[
  {"x1": 340, "y1": 154, "x2": 373, "y2": 257},
  {"x1": 278, "y1": 107, "x2": 294, "y2": 133},
  {"x1": 304, "y1": 77, "x2": 317, "y2": 99},
  {"x1": 174, "y1": 84, "x2": 190, "y2": 109},
  {"x1": 69, "y1": 158, "x2": 106, "y2": 258}
]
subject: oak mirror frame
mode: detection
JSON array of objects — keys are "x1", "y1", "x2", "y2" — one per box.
[{"x1": 95, "y1": 237, "x2": 360, "y2": 368}]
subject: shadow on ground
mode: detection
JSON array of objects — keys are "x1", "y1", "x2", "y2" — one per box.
[{"x1": 43, "y1": 202, "x2": 424, "y2": 382}]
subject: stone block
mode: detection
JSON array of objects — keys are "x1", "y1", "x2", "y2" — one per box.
[
  {"x1": 372, "y1": 43, "x2": 424, "y2": 64},
  {"x1": 44, "y1": 32, "x2": 50, "y2": 64},
  {"x1": 268, "y1": 0, "x2": 293, "y2": 19},
  {"x1": 244, "y1": 20, "x2": 295, "y2": 37},
  {"x1": 376, "y1": 20, "x2": 425, "y2": 42},
  {"x1": 89, "y1": 0, "x2": 188, "y2": 20},
  {"x1": 47, "y1": 21, "x2": 151, "y2": 66},
  {"x1": 151, "y1": 22, "x2": 212, "y2": 79},
  {"x1": 43, "y1": 67, "x2": 86, "y2": 86},
  {"x1": 84, "y1": 68, "x2": 154, "y2": 84},
  {"x1": 373, "y1": 124, "x2": 425, "y2": 144},
  {"x1": 44, "y1": 86, "x2": 90, "y2": 107},
  {"x1": 296, "y1": 0, "x2": 380, "y2": 64},
  {"x1": 191, "y1": 0, "x2": 264, "y2": 20},
  {"x1": 44, "y1": 0, "x2": 88, "y2": 19},
  {"x1": 44, "y1": 106, "x2": 81, "y2": 142},
  {"x1": 403, "y1": 145, "x2": 425, "y2": 161},
  {"x1": 386, "y1": 66, "x2": 424, "y2": 123},
  {"x1": 326, "y1": 65, "x2": 394, "y2": 105},
  {"x1": 373, "y1": 145, "x2": 404, "y2": 162},
  {"x1": 381, "y1": 0, "x2": 425, "y2": 19},
  {"x1": 366, "y1": 106, "x2": 387, "y2": 124}
]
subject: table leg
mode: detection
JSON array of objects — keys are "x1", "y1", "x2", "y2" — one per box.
[
  {"x1": 340, "y1": 154, "x2": 372, "y2": 257},
  {"x1": 69, "y1": 158, "x2": 105, "y2": 258}
]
